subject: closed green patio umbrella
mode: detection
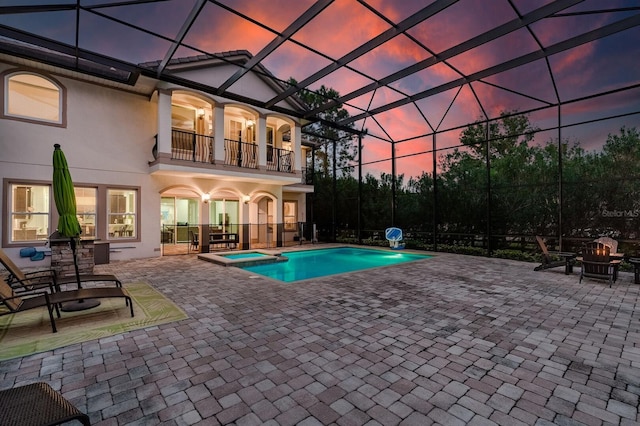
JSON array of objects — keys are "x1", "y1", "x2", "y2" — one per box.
[
  {"x1": 53, "y1": 144, "x2": 98, "y2": 309},
  {"x1": 53, "y1": 144, "x2": 82, "y2": 241}
]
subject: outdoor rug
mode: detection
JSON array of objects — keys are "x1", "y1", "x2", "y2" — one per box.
[{"x1": 0, "y1": 282, "x2": 187, "y2": 361}]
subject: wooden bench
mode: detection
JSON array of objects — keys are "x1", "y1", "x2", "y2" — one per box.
[{"x1": 0, "y1": 382, "x2": 91, "y2": 425}]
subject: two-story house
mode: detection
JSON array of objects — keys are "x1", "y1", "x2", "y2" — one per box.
[{"x1": 1, "y1": 44, "x2": 313, "y2": 266}]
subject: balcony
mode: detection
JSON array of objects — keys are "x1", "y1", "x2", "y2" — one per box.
[
  {"x1": 151, "y1": 132, "x2": 301, "y2": 185},
  {"x1": 171, "y1": 129, "x2": 213, "y2": 163},
  {"x1": 267, "y1": 146, "x2": 294, "y2": 173},
  {"x1": 224, "y1": 139, "x2": 258, "y2": 169}
]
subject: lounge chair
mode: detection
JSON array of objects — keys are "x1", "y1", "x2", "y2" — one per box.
[
  {"x1": 534, "y1": 236, "x2": 577, "y2": 274},
  {"x1": 579, "y1": 242, "x2": 621, "y2": 288},
  {"x1": 0, "y1": 248, "x2": 122, "y2": 291},
  {"x1": 0, "y1": 382, "x2": 90, "y2": 426},
  {"x1": 0, "y1": 277, "x2": 133, "y2": 333}
]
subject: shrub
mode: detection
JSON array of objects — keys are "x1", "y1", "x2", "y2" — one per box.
[
  {"x1": 492, "y1": 249, "x2": 537, "y2": 262},
  {"x1": 338, "y1": 238, "x2": 546, "y2": 262}
]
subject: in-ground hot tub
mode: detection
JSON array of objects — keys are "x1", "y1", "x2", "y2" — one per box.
[{"x1": 198, "y1": 250, "x2": 286, "y2": 267}]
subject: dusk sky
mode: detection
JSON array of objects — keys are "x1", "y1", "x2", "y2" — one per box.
[{"x1": 2, "y1": 0, "x2": 639, "y2": 178}]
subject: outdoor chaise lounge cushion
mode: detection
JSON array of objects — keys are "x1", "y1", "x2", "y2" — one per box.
[{"x1": 0, "y1": 382, "x2": 91, "y2": 426}]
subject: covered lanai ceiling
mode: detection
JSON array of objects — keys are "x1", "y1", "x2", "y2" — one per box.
[{"x1": 1, "y1": 1, "x2": 640, "y2": 166}]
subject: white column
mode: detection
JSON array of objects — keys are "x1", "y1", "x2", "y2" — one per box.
[
  {"x1": 201, "y1": 198, "x2": 210, "y2": 225},
  {"x1": 275, "y1": 195, "x2": 283, "y2": 225},
  {"x1": 213, "y1": 105, "x2": 225, "y2": 163},
  {"x1": 293, "y1": 123, "x2": 302, "y2": 172},
  {"x1": 257, "y1": 115, "x2": 267, "y2": 169},
  {"x1": 157, "y1": 89, "x2": 172, "y2": 155}
]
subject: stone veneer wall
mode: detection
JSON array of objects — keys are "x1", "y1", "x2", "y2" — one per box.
[{"x1": 50, "y1": 239, "x2": 95, "y2": 278}]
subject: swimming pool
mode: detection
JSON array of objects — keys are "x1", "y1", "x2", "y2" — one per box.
[{"x1": 241, "y1": 247, "x2": 431, "y2": 282}]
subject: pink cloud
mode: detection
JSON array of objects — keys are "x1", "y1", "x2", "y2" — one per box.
[
  {"x1": 292, "y1": 0, "x2": 391, "y2": 59},
  {"x1": 217, "y1": 0, "x2": 316, "y2": 33}
]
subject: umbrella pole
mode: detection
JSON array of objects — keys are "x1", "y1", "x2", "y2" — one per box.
[{"x1": 61, "y1": 237, "x2": 101, "y2": 311}]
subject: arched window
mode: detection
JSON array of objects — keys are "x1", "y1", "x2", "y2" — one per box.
[{"x1": 5, "y1": 72, "x2": 63, "y2": 124}]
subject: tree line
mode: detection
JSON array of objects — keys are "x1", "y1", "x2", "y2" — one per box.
[{"x1": 297, "y1": 82, "x2": 640, "y2": 253}]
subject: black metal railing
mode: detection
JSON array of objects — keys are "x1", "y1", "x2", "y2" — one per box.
[
  {"x1": 160, "y1": 221, "x2": 318, "y2": 255},
  {"x1": 171, "y1": 129, "x2": 214, "y2": 163},
  {"x1": 301, "y1": 167, "x2": 313, "y2": 184},
  {"x1": 266, "y1": 146, "x2": 294, "y2": 172},
  {"x1": 224, "y1": 139, "x2": 258, "y2": 168}
]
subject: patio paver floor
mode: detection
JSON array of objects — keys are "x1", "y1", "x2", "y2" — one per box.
[{"x1": 1, "y1": 248, "x2": 639, "y2": 425}]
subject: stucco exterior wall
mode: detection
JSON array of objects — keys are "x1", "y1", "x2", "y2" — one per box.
[
  {"x1": 1, "y1": 55, "x2": 311, "y2": 267},
  {"x1": 0, "y1": 62, "x2": 162, "y2": 265}
]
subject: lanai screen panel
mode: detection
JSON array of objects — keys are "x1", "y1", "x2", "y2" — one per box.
[{"x1": 0, "y1": 0, "x2": 638, "y2": 176}]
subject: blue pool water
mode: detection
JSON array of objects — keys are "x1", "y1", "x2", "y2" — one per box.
[
  {"x1": 241, "y1": 247, "x2": 431, "y2": 282},
  {"x1": 222, "y1": 252, "x2": 269, "y2": 260}
]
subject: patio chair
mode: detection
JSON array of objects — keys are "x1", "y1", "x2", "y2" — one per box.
[
  {"x1": 190, "y1": 230, "x2": 199, "y2": 251},
  {"x1": 0, "y1": 248, "x2": 122, "y2": 291},
  {"x1": 1, "y1": 277, "x2": 133, "y2": 333},
  {"x1": 534, "y1": 236, "x2": 576, "y2": 274},
  {"x1": 579, "y1": 242, "x2": 621, "y2": 288}
]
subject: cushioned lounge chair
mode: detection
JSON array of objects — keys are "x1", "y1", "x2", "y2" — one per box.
[
  {"x1": 534, "y1": 236, "x2": 577, "y2": 274},
  {"x1": 0, "y1": 248, "x2": 122, "y2": 291},
  {"x1": 0, "y1": 382, "x2": 90, "y2": 426},
  {"x1": 0, "y1": 277, "x2": 133, "y2": 333}
]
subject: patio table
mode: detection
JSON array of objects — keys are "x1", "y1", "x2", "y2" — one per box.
[{"x1": 557, "y1": 252, "x2": 578, "y2": 275}]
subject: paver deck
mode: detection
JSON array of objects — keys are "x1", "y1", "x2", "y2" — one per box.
[{"x1": 1, "y1": 247, "x2": 639, "y2": 425}]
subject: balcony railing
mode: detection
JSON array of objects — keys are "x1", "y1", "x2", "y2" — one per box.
[
  {"x1": 171, "y1": 129, "x2": 213, "y2": 163},
  {"x1": 159, "y1": 133, "x2": 295, "y2": 174},
  {"x1": 301, "y1": 167, "x2": 313, "y2": 184},
  {"x1": 266, "y1": 146, "x2": 294, "y2": 173},
  {"x1": 224, "y1": 139, "x2": 258, "y2": 169}
]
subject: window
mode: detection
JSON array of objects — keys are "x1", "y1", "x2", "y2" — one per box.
[
  {"x1": 282, "y1": 129, "x2": 292, "y2": 151},
  {"x1": 171, "y1": 104, "x2": 195, "y2": 131},
  {"x1": 228, "y1": 119, "x2": 242, "y2": 141},
  {"x1": 4, "y1": 181, "x2": 140, "y2": 246},
  {"x1": 209, "y1": 199, "x2": 239, "y2": 233},
  {"x1": 107, "y1": 188, "x2": 137, "y2": 239},
  {"x1": 284, "y1": 201, "x2": 297, "y2": 231},
  {"x1": 75, "y1": 187, "x2": 97, "y2": 239},
  {"x1": 9, "y1": 184, "x2": 50, "y2": 243},
  {"x1": 5, "y1": 72, "x2": 62, "y2": 124}
]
